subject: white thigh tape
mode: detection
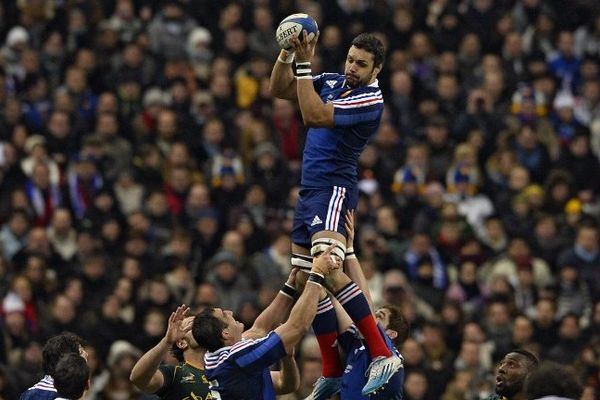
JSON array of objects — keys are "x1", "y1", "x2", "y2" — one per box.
[
  {"x1": 291, "y1": 253, "x2": 313, "y2": 271},
  {"x1": 311, "y1": 238, "x2": 346, "y2": 261}
]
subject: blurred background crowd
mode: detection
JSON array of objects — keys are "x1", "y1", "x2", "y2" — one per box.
[{"x1": 1, "y1": 0, "x2": 600, "y2": 399}]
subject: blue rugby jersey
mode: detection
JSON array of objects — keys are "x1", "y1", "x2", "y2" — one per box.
[
  {"x1": 301, "y1": 73, "x2": 384, "y2": 188},
  {"x1": 19, "y1": 375, "x2": 57, "y2": 400},
  {"x1": 338, "y1": 325, "x2": 404, "y2": 400},
  {"x1": 203, "y1": 331, "x2": 287, "y2": 400}
]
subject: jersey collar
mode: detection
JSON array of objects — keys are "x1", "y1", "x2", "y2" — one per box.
[
  {"x1": 185, "y1": 360, "x2": 205, "y2": 371},
  {"x1": 343, "y1": 79, "x2": 379, "y2": 88}
]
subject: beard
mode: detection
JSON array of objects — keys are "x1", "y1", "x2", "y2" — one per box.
[
  {"x1": 496, "y1": 380, "x2": 523, "y2": 397},
  {"x1": 345, "y1": 73, "x2": 368, "y2": 88}
]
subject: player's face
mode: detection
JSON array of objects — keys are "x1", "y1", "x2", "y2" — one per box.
[
  {"x1": 344, "y1": 46, "x2": 380, "y2": 88},
  {"x1": 213, "y1": 308, "x2": 244, "y2": 341},
  {"x1": 495, "y1": 353, "x2": 529, "y2": 396}
]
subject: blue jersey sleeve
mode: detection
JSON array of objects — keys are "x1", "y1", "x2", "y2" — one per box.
[
  {"x1": 232, "y1": 332, "x2": 287, "y2": 374},
  {"x1": 337, "y1": 325, "x2": 361, "y2": 354},
  {"x1": 332, "y1": 87, "x2": 383, "y2": 128}
]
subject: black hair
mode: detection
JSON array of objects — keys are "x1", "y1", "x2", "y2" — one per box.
[
  {"x1": 191, "y1": 308, "x2": 227, "y2": 352},
  {"x1": 42, "y1": 332, "x2": 85, "y2": 377},
  {"x1": 351, "y1": 33, "x2": 385, "y2": 68},
  {"x1": 53, "y1": 353, "x2": 89, "y2": 399},
  {"x1": 524, "y1": 361, "x2": 582, "y2": 400},
  {"x1": 510, "y1": 349, "x2": 540, "y2": 370}
]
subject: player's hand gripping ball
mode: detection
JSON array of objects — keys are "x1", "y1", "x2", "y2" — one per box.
[{"x1": 276, "y1": 13, "x2": 318, "y2": 50}]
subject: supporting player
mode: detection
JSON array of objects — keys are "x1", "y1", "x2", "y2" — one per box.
[
  {"x1": 307, "y1": 211, "x2": 409, "y2": 399},
  {"x1": 19, "y1": 332, "x2": 88, "y2": 400},
  {"x1": 130, "y1": 307, "x2": 210, "y2": 399},
  {"x1": 53, "y1": 353, "x2": 90, "y2": 400},
  {"x1": 192, "y1": 246, "x2": 339, "y2": 400},
  {"x1": 269, "y1": 27, "x2": 403, "y2": 396}
]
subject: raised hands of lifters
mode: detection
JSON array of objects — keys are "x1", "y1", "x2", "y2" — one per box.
[
  {"x1": 290, "y1": 30, "x2": 320, "y2": 63},
  {"x1": 311, "y1": 243, "x2": 341, "y2": 276},
  {"x1": 344, "y1": 210, "x2": 356, "y2": 249},
  {"x1": 165, "y1": 304, "x2": 190, "y2": 345}
]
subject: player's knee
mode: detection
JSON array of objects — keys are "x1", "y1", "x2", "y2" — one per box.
[{"x1": 311, "y1": 237, "x2": 346, "y2": 262}]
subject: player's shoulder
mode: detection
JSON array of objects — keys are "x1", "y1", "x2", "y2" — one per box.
[
  {"x1": 19, "y1": 388, "x2": 57, "y2": 400},
  {"x1": 314, "y1": 72, "x2": 343, "y2": 80},
  {"x1": 206, "y1": 335, "x2": 272, "y2": 369}
]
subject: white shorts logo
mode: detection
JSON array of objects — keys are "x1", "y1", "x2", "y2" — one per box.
[{"x1": 311, "y1": 215, "x2": 323, "y2": 226}]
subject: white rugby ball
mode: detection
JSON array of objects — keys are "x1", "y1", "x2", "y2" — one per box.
[{"x1": 276, "y1": 13, "x2": 318, "y2": 50}]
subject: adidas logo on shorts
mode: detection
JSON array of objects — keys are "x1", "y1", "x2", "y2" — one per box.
[{"x1": 311, "y1": 215, "x2": 323, "y2": 226}]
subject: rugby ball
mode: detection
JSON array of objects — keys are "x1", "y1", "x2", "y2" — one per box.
[{"x1": 276, "y1": 13, "x2": 318, "y2": 50}]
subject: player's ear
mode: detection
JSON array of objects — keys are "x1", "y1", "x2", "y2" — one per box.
[
  {"x1": 221, "y1": 327, "x2": 230, "y2": 341},
  {"x1": 386, "y1": 329, "x2": 398, "y2": 340},
  {"x1": 372, "y1": 65, "x2": 382, "y2": 78},
  {"x1": 176, "y1": 339, "x2": 188, "y2": 350}
]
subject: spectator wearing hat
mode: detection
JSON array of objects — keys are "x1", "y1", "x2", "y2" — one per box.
[
  {"x1": 132, "y1": 87, "x2": 171, "y2": 137},
  {"x1": 147, "y1": 1, "x2": 197, "y2": 62},
  {"x1": 1, "y1": 292, "x2": 32, "y2": 367},
  {"x1": 187, "y1": 27, "x2": 214, "y2": 82},
  {"x1": 20, "y1": 135, "x2": 60, "y2": 185},
  {"x1": 205, "y1": 249, "x2": 252, "y2": 312},
  {"x1": 552, "y1": 91, "x2": 587, "y2": 146},
  {"x1": 97, "y1": 340, "x2": 142, "y2": 399},
  {"x1": 1, "y1": 26, "x2": 29, "y2": 81}
]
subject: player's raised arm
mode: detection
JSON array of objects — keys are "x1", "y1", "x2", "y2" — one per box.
[
  {"x1": 290, "y1": 31, "x2": 335, "y2": 128},
  {"x1": 342, "y1": 210, "x2": 374, "y2": 311},
  {"x1": 274, "y1": 245, "x2": 339, "y2": 354},
  {"x1": 130, "y1": 305, "x2": 190, "y2": 392},
  {"x1": 243, "y1": 268, "x2": 299, "y2": 340},
  {"x1": 271, "y1": 349, "x2": 300, "y2": 395},
  {"x1": 269, "y1": 49, "x2": 298, "y2": 100}
]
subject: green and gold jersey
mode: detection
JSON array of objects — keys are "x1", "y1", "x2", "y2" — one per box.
[{"x1": 156, "y1": 362, "x2": 213, "y2": 400}]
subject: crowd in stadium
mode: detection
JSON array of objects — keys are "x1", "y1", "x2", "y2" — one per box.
[{"x1": 1, "y1": 0, "x2": 600, "y2": 399}]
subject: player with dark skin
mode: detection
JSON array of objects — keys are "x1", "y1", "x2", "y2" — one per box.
[{"x1": 488, "y1": 350, "x2": 539, "y2": 400}]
